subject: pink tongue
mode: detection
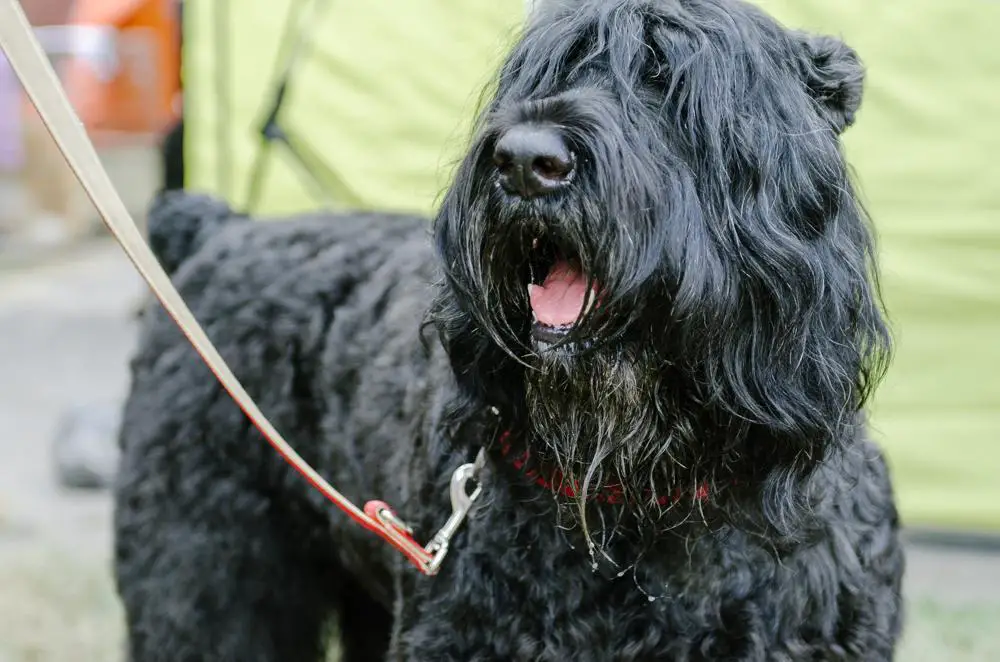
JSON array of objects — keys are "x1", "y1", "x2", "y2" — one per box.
[{"x1": 528, "y1": 260, "x2": 593, "y2": 327}]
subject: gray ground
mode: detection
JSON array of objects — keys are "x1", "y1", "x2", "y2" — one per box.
[{"x1": 0, "y1": 241, "x2": 998, "y2": 661}]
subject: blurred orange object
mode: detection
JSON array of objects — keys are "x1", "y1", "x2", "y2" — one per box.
[{"x1": 63, "y1": 0, "x2": 180, "y2": 144}]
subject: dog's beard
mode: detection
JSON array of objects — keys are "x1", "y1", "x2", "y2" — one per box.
[{"x1": 525, "y1": 341, "x2": 689, "y2": 559}]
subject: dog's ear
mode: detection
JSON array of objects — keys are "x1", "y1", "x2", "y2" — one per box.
[{"x1": 796, "y1": 33, "x2": 864, "y2": 132}]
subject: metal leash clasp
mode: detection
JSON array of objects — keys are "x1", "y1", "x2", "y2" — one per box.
[
  {"x1": 423, "y1": 448, "x2": 487, "y2": 575},
  {"x1": 364, "y1": 448, "x2": 486, "y2": 576}
]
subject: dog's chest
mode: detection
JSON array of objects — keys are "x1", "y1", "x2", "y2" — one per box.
[{"x1": 394, "y1": 498, "x2": 784, "y2": 661}]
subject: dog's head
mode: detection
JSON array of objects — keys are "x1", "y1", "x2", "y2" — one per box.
[{"x1": 433, "y1": 0, "x2": 890, "y2": 541}]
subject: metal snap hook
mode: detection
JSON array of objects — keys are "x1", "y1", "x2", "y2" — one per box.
[{"x1": 424, "y1": 449, "x2": 486, "y2": 574}]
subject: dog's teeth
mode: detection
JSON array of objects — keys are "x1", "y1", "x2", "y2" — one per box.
[
  {"x1": 582, "y1": 288, "x2": 598, "y2": 316},
  {"x1": 532, "y1": 237, "x2": 539, "y2": 250}
]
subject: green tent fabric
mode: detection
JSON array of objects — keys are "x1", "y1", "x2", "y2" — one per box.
[
  {"x1": 185, "y1": 0, "x2": 1000, "y2": 531},
  {"x1": 184, "y1": 0, "x2": 528, "y2": 215}
]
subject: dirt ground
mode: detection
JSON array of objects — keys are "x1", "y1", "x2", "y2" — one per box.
[{"x1": 1, "y1": 242, "x2": 998, "y2": 661}]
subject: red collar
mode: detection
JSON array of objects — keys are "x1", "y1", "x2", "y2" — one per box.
[{"x1": 497, "y1": 432, "x2": 710, "y2": 506}]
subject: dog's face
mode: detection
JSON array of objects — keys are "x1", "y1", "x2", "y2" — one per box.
[{"x1": 434, "y1": 0, "x2": 890, "y2": 540}]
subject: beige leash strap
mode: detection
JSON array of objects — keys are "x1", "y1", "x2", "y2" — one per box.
[{"x1": 0, "y1": 0, "x2": 478, "y2": 575}]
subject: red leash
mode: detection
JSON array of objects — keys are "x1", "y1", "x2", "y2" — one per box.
[
  {"x1": 0, "y1": 0, "x2": 482, "y2": 577},
  {"x1": 190, "y1": 330, "x2": 486, "y2": 578}
]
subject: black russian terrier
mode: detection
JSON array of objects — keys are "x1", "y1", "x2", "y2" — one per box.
[{"x1": 115, "y1": 0, "x2": 904, "y2": 659}]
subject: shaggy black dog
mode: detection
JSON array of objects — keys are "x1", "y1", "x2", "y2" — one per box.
[{"x1": 115, "y1": 0, "x2": 904, "y2": 659}]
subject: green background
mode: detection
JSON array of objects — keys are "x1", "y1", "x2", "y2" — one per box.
[{"x1": 185, "y1": 0, "x2": 1000, "y2": 531}]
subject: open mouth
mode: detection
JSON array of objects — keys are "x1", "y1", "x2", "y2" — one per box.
[{"x1": 527, "y1": 234, "x2": 600, "y2": 341}]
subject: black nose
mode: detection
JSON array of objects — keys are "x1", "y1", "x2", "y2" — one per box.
[{"x1": 493, "y1": 125, "x2": 575, "y2": 198}]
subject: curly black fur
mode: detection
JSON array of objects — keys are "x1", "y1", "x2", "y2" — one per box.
[
  {"x1": 146, "y1": 191, "x2": 247, "y2": 275},
  {"x1": 115, "y1": 1, "x2": 904, "y2": 660}
]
